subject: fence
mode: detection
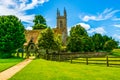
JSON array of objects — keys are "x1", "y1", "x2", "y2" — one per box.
[
  {"x1": 41, "y1": 52, "x2": 120, "y2": 67},
  {"x1": 70, "y1": 56, "x2": 120, "y2": 67}
]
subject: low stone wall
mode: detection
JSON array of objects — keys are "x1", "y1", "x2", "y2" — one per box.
[{"x1": 43, "y1": 52, "x2": 109, "y2": 61}]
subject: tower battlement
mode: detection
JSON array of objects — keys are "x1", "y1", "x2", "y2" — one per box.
[{"x1": 56, "y1": 8, "x2": 68, "y2": 45}]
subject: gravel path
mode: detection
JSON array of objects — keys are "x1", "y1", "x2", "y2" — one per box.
[{"x1": 0, "y1": 58, "x2": 33, "y2": 80}]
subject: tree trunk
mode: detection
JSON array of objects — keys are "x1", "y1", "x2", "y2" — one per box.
[
  {"x1": 46, "y1": 49, "x2": 49, "y2": 60},
  {"x1": 17, "y1": 52, "x2": 19, "y2": 57},
  {"x1": 22, "y1": 52, "x2": 23, "y2": 58},
  {"x1": 46, "y1": 49, "x2": 48, "y2": 54}
]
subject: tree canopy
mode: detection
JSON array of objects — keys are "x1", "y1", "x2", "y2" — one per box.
[
  {"x1": 32, "y1": 15, "x2": 47, "y2": 29},
  {"x1": 0, "y1": 15, "x2": 25, "y2": 58},
  {"x1": 38, "y1": 27, "x2": 61, "y2": 54},
  {"x1": 67, "y1": 25, "x2": 118, "y2": 52},
  {"x1": 70, "y1": 25, "x2": 88, "y2": 37},
  {"x1": 67, "y1": 25, "x2": 91, "y2": 52},
  {"x1": 91, "y1": 33, "x2": 118, "y2": 52},
  {"x1": 92, "y1": 33, "x2": 103, "y2": 51}
]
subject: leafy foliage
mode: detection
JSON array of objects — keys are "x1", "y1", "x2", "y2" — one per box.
[
  {"x1": 82, "y1": 37, "x2": 95, "y2": 52},
  {"x1": 91, "y1": 33, "x2": 118, "y2": 52},
  {"x1": 0, "y1": 15, "x2": 25, "y2": 58},
  {"x1": 92, "y1": 33, "x2": 104, "y2": 51},
  {"x1": 33, "y1": 24, "x2": 47, "y2": 29},
  {"x1": 104, "y1": 40, "x2": 118, "y2": 51},
  {"x1": 32, "y1": 15, "x2": 47, "y2": 29},
  {"x1": 38, "y1": 27, "x2": 61, "y2": 54},
  {"x1": 67, "y1": 35, "x2": 83, "y2": 52},
  {"x1": 67, "y1": 25, "x2": 118, "y2": 52},
  {"x1": 70, "y1": 25, "x2": 88, "y2": 37},
  {"x1": 67, "y1": 25, "x2": 90, "y2": 52}
]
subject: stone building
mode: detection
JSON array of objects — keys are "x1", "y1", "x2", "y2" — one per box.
[
  {"x1": 24, "y1": 8, "x2": 68, "y2": 54},
  {"x1": 24, "y1": 30, "x2": 41, "y2": 50},
  {"x1": 53, "y1": 8, "x2": 68, "y2": 45}
]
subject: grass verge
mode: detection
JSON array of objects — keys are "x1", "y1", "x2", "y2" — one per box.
[
  {"x1": 111, "y1": 49, "x2": 120, "y2": 56},
  {"x1": 10, "y1": 59, "x2": 120, "y2": 80},
  {"x1": 0, "y1": 58, "x2": 24, "y2": 72}
]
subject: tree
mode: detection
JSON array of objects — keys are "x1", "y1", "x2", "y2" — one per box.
[
  {"x1": 32, "y1": 15, "x2": 47, "y2": 29},
  {"x1": 33, "y1": 24, "x2": 47, "y2": 29},
  {"x1": 70, "y1": 25, "x2": 88, "y2": 37},
  {"x1": 38, "y1": 27, "x2": 61, "y2": 54},
  {"x1": 0, "y1": 15, "x2": 25, "y2": 58},
  {"x1": 92, "y1": 33, "x2": 118, "y2": 52},
  {"x1": 54, "y1": 34, "x2": 62, "y2": 52},
  {"x1": 104, "y1": 39, "x2": 118, "y2": 51},
  {"x1": 67, "y1": 35, "x2": 83, "y2": 52},
  {"x1": 92, "y1": 33, "x2": 103, "y2": 51},
  {"x1": 67, "y1": 25, "x2": 88, "y2": 52},
  {"x1": 82, "y1": 37, "x2": 95, "y2": 52}
]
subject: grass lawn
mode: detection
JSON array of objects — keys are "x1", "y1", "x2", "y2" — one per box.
[
  {"x1": 10, "y1": 59, "x2": 120, "y2": 80},
  {"x1": 0, "y1": 58, "x2": 24, "y2": 72},
  {"x1": 71, "y1": 57, "x2": 120, "y2": 65},
  {"x1": 111, "y1": 49, "x2": 120, "y2": 56}
]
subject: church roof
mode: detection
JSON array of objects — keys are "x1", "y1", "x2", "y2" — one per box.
[
  {"x1": 53, "y1": 27, "x2": 62, "y2": 34},
  {"x1": 24, "y1": 30, "x2": 41, "y2": 46}
]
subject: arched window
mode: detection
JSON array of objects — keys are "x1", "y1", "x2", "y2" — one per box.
[{"x1": 60, "y1": 20, "x2": 63, "y2": 28}]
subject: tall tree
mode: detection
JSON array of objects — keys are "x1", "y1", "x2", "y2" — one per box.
[
  {"x1": 32, "y1": 15, "x2": 47, "y2": 29},
  {"x1": 67, "y1": 25, "x2": 88, "y2": 52},
  {"x1": 92, "y1": 33, "x2": 118, "y2": 52},
  {"x1": 70, "y1": 25, "x2": 88, "y2": 37},
  {"x1": 38, "y1": 27, "x2": 61, "y2": 54},
  {"x1": 0, "y1": 15, "x2": 25, "y2": 58},
  {"x1": 92, "y1": 33, "x2": 103, "y2": 51},
  {"x1": 82, "y1": 37, "x2": 95, "y2": 52}
]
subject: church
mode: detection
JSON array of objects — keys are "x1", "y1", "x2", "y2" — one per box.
[
  {"x1": 53, "y1": 8, "x2": 68, "y2": 45},
  {"x1": 24, "y1": 8, "x2": 68, "y2": 52}
]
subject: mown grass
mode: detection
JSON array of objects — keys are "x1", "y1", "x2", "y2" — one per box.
[
  {"x1": 111, "y1": 49, "x2": 120, "y2": 56},
  {"x1": 0, "y1": 58, "x2": 24, "y2": 72},
  {"x1": 10, "y1": 59, "x2": 120, "y2": 80},
  {"x1": 71, "y1": 57, "x2": 120, "y2": 66}
]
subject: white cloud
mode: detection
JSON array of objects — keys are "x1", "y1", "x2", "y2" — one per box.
[
  {"x1": 81, "y1": 8, "x2": 120, "y2": 22},
  {"x1": 113, "y1": 18, "x2": 120, "y2": 21},
  {"x1": 113, "y1": 34, "x2": 120, "y2": 40},
  {"x1": 26, "y1": 26, "x2": 33, "y2": 30},
  {"x1": 113, "y1": 24, "x2": 120, "y2": 28},
  {"x1": 77, "y1": 23, "x2": 90, "y2": 30},
  {"x1": 22, "y1": 0, "x2": 49, "y2": 11},
  {"x1": 67, "y1": 27, "x2": 71, "y2": 35},
  {"x1": 72, "y1": 23, "x2": 106, "y2": 35},
  {"x1": 82, "y1": 16, "x2": 96, "y2": 22},
  {"x1": 0, "y1": 0, "x2": 49, "y2": 26},
  {"x1": 88, "y1": 27, "x2": 106, "y2": 34}
]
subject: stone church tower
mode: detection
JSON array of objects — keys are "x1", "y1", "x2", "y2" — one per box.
[{"x1": 56, "y1": 8, "x2": 68, "y2": 45}]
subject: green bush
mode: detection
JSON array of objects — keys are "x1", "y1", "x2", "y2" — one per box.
[{"x1": 0, "y1": 53, "x2": 12, "y2": 58}]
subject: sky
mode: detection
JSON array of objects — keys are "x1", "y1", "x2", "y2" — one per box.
[{"x1": 0, "y1": 0, "x2": 120, "y2": 42}]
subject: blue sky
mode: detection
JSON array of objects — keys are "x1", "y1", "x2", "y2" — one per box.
[{"x1": 0, "y1": 0, "x2": 120, "y2": 42}]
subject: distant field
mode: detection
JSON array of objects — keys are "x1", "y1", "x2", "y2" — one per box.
[
  {"x1": 71, "y1": 57, "x2": 120, "y2": 66},
  {"x1": 10, "y1": 59, "x2": 120, "y2": 80},
  {"x1": 111, "y1": 49, "x2": 120, "y2": 56},
  {"x1": 0, "y1": 58, "x2": 24, "y2": 72}
]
